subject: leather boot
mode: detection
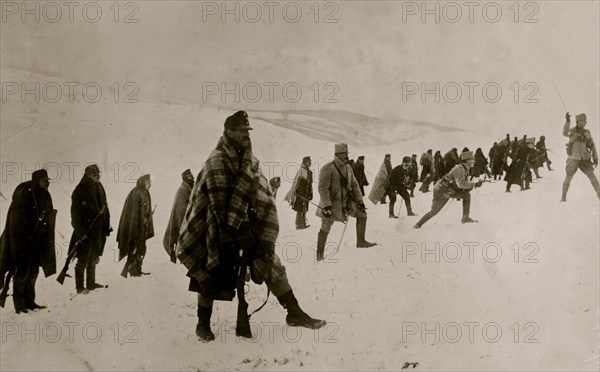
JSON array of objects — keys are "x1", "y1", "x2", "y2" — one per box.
[
  {"x1": 24, "y1": 267, "x2": 43, "y2": 310},
  {"x1": 277, "y1": 290, "x2": 326, "y2": 329},
  {"x1": 12, "y1": 274, "x2": 28, "y2": 314},
  {"x1": 388, "y1": 201, "x2": 398, "y2": 218},
  {"x1": 86, "y1": 264, "x2": 105, "y2": 290},
  {"x1": 316, "y1": 230, "x2": 328, "y2": 261},
  {"x1": 356, "y1": 217, "x2": 376, "y2": 248},
  {"x1": 196, "y1": 305, "x2": 215, "y2": 342},
  {"x1": 75, "y1": 262, "x2": 89, "y2": 294}
]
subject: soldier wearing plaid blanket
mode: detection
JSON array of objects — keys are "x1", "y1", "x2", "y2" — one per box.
[{"x1": 177, "y1": 111, "x2": 326, "y2": 342}]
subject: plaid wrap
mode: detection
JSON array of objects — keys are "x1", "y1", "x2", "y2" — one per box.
[{"x1": 176, "y1": 135, "x2": 278, "y2": 291}]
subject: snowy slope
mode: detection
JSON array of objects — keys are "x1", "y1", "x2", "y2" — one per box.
[{"x1": 1, "y1": 98, "x2": 599, "y2": 371}]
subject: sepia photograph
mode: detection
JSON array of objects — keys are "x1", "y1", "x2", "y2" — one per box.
[{"x1": 0, "y1": 0, "x2": 599, "y2": 370}]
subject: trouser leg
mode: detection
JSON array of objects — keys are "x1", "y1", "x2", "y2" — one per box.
[
  {"x1": 75, "y1": 259, "x2": 88, "y2": 292},
  {"x1": 414, "y1": 195, "x2": 448, "y2": 227},
  {"x1": 23, "y1": 265, "x2": 39, "y2": 308}
]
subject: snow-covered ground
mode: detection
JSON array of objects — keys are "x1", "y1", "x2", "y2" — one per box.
[{"x1": 1, "y1": 96, "x2": 598, "y2": 371}]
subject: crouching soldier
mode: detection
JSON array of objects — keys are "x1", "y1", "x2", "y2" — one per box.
[{"x1": 414, "y1": 151, "x2": 483, "y2": 229}]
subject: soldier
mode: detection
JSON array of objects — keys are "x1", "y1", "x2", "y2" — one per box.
[
  {"x1": 492, "y1": 140, "x2": 509, "y2": 180},
  {"x1": 472, "y1": 148, "x2": 491, "y2": 180},
  {"x1": 443, "y1": 148, "x2": 459, "y2": 171},
  {"x1": 177, "y1": 111, "x2": 325, "y2": 342},
  {"x1": 522, "y1": 138, "x2": 537, "y2": 189},
  {"x1": 163, "y1": 169, "x2": 194, "y2": 263},
  {"x1": 414, "y1": 151, "x2": 483, "y2": 229},
  {"x1": 316, "y1": 143, "x2": 376, "y2": 260},
  {"x1": 284, "y1": 156, "x2": 313, "y2": 230},
  {"x1": 0, "y1": 169, "x2": 56, "y2": 313},
  {"x1": 561, "y1": 112, "x2": 600, "y2": 201},
  {"x1": 269, "y1": 177, "x2": 281, "y2": 198},
  {"x1": 389, "y1": 156, "x2": 418, "y2": 218},
  {"x1": 352, "y1": 155, "x2": 369, "y2": 196},
  {"x1": 536, "y1": 135, "x2": 553, "y2": 171},
  {"x1": 488, "y1": 142, "x2": 497, "y2": 173},
  {"x1": 433, "y1": 150, "x2": 445, "y2": 182},
  {"x1": 69, "y1": 164, "x2": 111, "y2": 294},
  {"x1": 117, "y1": 174, "x2": 154, "y2": 277},
  {"x1": 419, "y1": 150, "x2": 433, "y2": 182},
  {"x1": 504, "y1": 140, "x2": 528, "y2": 193},
  {"x1": 409, "y1": 154, "x2": 419, "y2": 197},
  {"x1": 419, "y1": 150, "x2": 434, "y2": 193},
  {"x1": 379, "y1": 154, "x2": 393, "y2": 204}
]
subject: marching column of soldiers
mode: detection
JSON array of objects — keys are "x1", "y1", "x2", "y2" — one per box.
[{"x1": 0, "y1": 111, "x2": 598, "y2": 343}]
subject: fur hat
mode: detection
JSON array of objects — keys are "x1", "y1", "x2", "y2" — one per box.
[
  {"x1": 224, "y1": 111, "x2": 253, "y2": 131},
  {"x1": 402, "y1": 156, "x2": 411, "y2": 163},
  {"x1": 334, "y1": 143, "x2": 348, "y2": 153},
  {"x1": 576, "y1": 113, "x2": 587, "y2": 122},
  {"x1": 460, "y1": 151, "x2": 474, "y2": 161},
  {"x1": 182, "y1": 169, "x2": 193, "y2": 178}
]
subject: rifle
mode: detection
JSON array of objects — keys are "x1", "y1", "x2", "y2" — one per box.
[
  {"x1": 57, "y1": 206, "x2": 106, "y2": 285},
  {"x1": 121, "y1": 205, "x2": 156, "y2": 278},
  {"x1": 234, "y1": 208, "x2": 272, "y2": 338},
  {"x1": 0, "y1": 271, "x2": 13, "y2": 308},
  {"x1": 235, "y1": 239, "x2": 252, "y2": 338}
]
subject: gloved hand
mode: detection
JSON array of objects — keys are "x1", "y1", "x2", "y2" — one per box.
[
  {"x1": 566, "y1": 112, "x2": 571, "y2": 123},
  {"x1": 593, "y1": 158, "x2": 598, "y2": 169},
  {"x1": 474, "y1": 180, "x2": 484, "y2": 188},
  {"x1": 356, "y1": 202, "x2": 366, "y2": 212},
  {"x1": 364, "y1": 181, "x2": 369, "y2": 186},
  {"x1": 322, "y1": 206, "x2": 332, "y2": 218},
  {"x1": 106, "y1": 227, "x2": 113, "y2": 237}
]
